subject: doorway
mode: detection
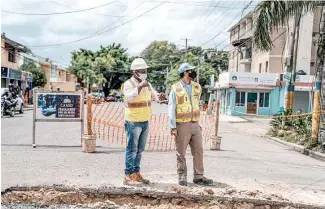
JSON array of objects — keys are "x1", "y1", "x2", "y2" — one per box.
[{"x1": 247, "y1": 92, "x2": 257, "y2": 114}]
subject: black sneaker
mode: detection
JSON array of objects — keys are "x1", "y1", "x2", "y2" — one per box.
[
  {"x1": 193, "y1": 177, "x2": 213, "y2": 185},
  {"x1": 179, "y1": 179, "x2": 187, "y2": 186}
]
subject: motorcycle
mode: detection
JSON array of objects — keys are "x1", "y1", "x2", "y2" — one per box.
[{"x1": 1, "y1": 96, "x2": 17, "y2": 117}]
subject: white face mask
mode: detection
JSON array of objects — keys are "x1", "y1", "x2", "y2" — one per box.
[{"x1": 139, "y1": 73, "x2": 147, "y2": 81}]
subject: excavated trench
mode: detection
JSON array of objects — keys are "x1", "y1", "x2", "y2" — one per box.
[{"x1": 1, "y1": 186, "x2": 324, "y2": 209}]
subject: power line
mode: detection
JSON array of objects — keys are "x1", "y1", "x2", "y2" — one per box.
[
  {"x1": 220, "y1": 10, "x2": 322, "y2": 59},
  {"x1": 223, "y1": 10, "x2": 321, "y2": 62},
  {"x1": 27, "y1": 1, "x2": 166, "y2": 48},
  {"x1": 205, "y1": 0, "x2": 221, "y2": 20},
  {"x1": 2, "y1": 1, "x2": 118, "y2": 16},
  {"x1": 199, "y1": 1, "x2": 253, "y2": 47},
  {"x1": 1, "y1": 46, "x2": 69, "y2": 68},
  {"x1": 49, "y1": 1, "x2": 153, "y2": 18},
  {"x1": 198, "y1": 1, "x2": 238, "y2": 40}
]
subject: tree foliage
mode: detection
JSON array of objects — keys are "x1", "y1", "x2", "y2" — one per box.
[
  {"x1": 69, "y1": 43, "x2": 130, "y2": 95},
  {"x1": 253, "y1": 0, "x2": 320, "y2": 51},
  {"x1": 20, "y1": 62, "x2": 47, "y2": 87},
  {"x1": 204, "y1": 50, "x2": 228, "y2": 78},
  {"x1": 141, "y1": 41, "x2": 222, "y2": 92},
  {"x1": 141, "y1": 41, "x2": 181, "y2": 92},
  {"x1": 166, "y1": 51, "x2": 215, "y2": 89}
]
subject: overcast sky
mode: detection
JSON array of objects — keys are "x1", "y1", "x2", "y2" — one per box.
[{"x1": 1, "y1": 0, "x2": 258, "y2": 66}]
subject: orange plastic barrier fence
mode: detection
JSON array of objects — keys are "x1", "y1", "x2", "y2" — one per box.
[{"x1": 91, "y1": 102, "x2": 216, "y2": 151}]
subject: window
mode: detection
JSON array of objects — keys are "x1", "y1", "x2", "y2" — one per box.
[
  {"x1": 8, "y1": 49, "x2": 15, "y2": 63},
  {"x1": 5, "y1": 43, "x2": 15, "y2": 63},
  {"x1": 235, "y1": 92, "x2": 245, "y2": 106},
  {"x1": 310, "y1": 62, "x2": 315, "y2": 67},
  {"x1": 265, "y1": 61, "x2": 269, "y2": 72},
  {"x1": 259, "y1": 93, "x2": 270, "y2": 107},
  {"x1": 312, "y1": 32, "x2": 318, "y2": 37},
  {"x1": 259, "y1": 63, "x2": 262, "y2": 73}
]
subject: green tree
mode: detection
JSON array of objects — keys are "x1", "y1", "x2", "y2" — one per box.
[
  {"x1": 141, "y1": 41, "x2": 181, "y2": 92},
  {"x1": 69, "y1": 43, "x2": 131, "y2": 96},
  {"x1": 166, "y1": 52, "x2": 215, "y2": 88},
  {"x1": 20, "y1": 62, "x2": 47, "y2": 87},
  {"x1": 204, "y1": 50, "x2": 228, "y2": 78}
]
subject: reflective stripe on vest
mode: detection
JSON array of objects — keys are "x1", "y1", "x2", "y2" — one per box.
[
  {"x1": 176, "y1": 110, "x2": 200, "y2": 120},
  {"x1": 127, "y1": 101, "x2": 151, "y2": 108}
]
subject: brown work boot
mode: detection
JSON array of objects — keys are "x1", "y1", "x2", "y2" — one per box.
[
  {"x1": 123, "y1": 174, "x2": 141, "y2": 185},
  {"x1": 136, "y1": 172, "x2": 150, "y2": 184},
  {"x1": 193, "y1": 177, "x2": 213, "y2": 186}
]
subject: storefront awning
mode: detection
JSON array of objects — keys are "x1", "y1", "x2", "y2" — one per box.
[{"x1": 214, "y1": 83, "x2": 275, "y2": 90}]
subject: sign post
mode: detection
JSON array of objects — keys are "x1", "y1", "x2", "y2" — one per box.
[
  {"x1": 32, "y1": 90, "x2": 84, "y2": 148},
  {"x1": 210, "y1": 100, "x2": 222, "y2": 150}
]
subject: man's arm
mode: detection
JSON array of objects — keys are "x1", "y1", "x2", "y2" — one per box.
[
  {"x1": 123, "y1": 81, "x2": 139, "y2": 102},
  {"x1": 149, "y1": 83, "x2": 159, "y2": 101},
  {"x1": 168, "y1": 90, "x2": 177, "y2": 129}
]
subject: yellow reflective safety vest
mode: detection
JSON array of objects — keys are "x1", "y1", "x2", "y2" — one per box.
[
  {"x1": 171, "y1": 80, "x2": 201, "y2": 123},
  {"x1": 124, "y1": 79, "x2": 152, "y2": 122}
]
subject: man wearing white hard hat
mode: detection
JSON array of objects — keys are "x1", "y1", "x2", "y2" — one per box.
[
  {"x1": 168, "y1": 63, "x2": 213, "y2": 186},
  {"x1": 122, "y1": 58, "x2": 164, "y2": 185}
]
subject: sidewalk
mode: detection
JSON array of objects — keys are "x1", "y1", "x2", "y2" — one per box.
[{"x1": 219, "y1": 115, "x2": 249, "y2": 123}]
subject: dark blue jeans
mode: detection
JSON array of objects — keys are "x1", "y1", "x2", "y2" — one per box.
[{"x1": 124, "y1": 121, "x2": 149, "y2": 175}]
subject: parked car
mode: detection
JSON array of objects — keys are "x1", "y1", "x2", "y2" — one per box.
[{"x1": 106, "y1": 95, "x2": 116, "y2": 102}]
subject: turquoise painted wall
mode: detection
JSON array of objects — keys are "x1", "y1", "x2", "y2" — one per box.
[
  {"x1": 234, "y1": 106, "x2": 246, "y2": 116},
  {"x1": 230, "y1": 87, "x2": 281, "y2": 116}
]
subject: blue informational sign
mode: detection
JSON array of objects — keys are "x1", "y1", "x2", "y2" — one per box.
[
  {"x1": 1, "y1": 67, "x2": 9, "y2": 78},
  {"x1": 36, "y1": 93, "x2": 81, "y2": 119},
  {"x1": 9, "y1": 68, "x2": 22, "y2": 80}
]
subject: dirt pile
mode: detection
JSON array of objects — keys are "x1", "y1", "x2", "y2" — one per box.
[{"x1": 1, "y1": 187, "x2": 323, "y2": 209}]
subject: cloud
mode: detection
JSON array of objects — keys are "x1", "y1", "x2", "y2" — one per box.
[{"x1": 1, "y1": 0, "x2": 258, "y2": 64}]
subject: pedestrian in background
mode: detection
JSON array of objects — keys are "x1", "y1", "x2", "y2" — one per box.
[
  {"x1": 122, "y1": 58, "x2": 165, "y2": 185},
  {"x1": 168, "y1": 63, "x2": 213, "y2": 186}
]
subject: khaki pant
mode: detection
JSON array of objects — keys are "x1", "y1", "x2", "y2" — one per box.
[{"x1": 175, "y1": 121, "x2": 204, "y2": 180}]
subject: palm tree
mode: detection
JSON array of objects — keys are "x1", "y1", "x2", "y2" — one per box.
[{"x1": 253, "y1": 1, "x2": 325, "y2": 142}]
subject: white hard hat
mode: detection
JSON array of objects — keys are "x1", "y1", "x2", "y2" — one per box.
[{"x1": 130, "y1": 58, "x2": 149, "y2": 70}]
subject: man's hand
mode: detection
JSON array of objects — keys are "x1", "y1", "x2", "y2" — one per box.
[
  {"x1": 138, "y1": 80, "x2": 149, "y2": 88},
  {"x1": 137, "y1": 80, "x2": 149, "y2": 94},
  {"x1": 133, "y1": 71, "x2": 142, "y2": 83},
  {"x1": 171, "y1": 128, "x2": 177, "y2": 136},
  {"x1": 157, "y1": 93, "x2": 166, "y2": 101}
]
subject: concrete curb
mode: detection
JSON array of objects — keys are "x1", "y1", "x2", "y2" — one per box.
[{"x1": 264, "y1": 136, "x2": 325, "y2": 161}]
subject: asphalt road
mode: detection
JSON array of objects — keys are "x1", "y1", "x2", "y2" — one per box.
[{"x1": 1, "y1": 104, "x2": 325, "y2": 206}]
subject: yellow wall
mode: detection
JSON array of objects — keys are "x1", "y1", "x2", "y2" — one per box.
[
  {"x1": 51, "y1": 82, "x2": 76, "y2": 91},
  {"x1": 40, "y1": 62, "x2": 51, "y2": 89}
]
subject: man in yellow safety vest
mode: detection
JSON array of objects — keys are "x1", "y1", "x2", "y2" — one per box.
[
  {"x1": 123, "y1": 58, "x2": 164, "y2": 185},
  {"x1": 168, "y1": 63, "x2": 213, "y2": 186}
]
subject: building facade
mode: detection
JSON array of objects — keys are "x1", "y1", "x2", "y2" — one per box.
[
  {"x1": 1, "y1": 33, "x2": 30, "y2": 89},
  {"x1": 216, "y1": 8, "x2": 323, "y2": 116}
]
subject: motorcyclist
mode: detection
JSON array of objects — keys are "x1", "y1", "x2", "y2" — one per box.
[{"x1": 1, "y1": 84, "x2": 18, "y2": 107}]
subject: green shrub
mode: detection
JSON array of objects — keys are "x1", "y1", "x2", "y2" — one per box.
[{"x1": 270, "y1": 110, "x2": 312, "y2": 144}]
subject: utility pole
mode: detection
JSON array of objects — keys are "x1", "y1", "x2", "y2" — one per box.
[
  {"x1": 181, "y1": 37, "x2": 192, "y2": 52},
  {"x1": 284, "y1": 16, "x2": 299, "y2": 110},
  {"x1": 312, "y1": 7, "x2": 325, "y2": 143}
]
